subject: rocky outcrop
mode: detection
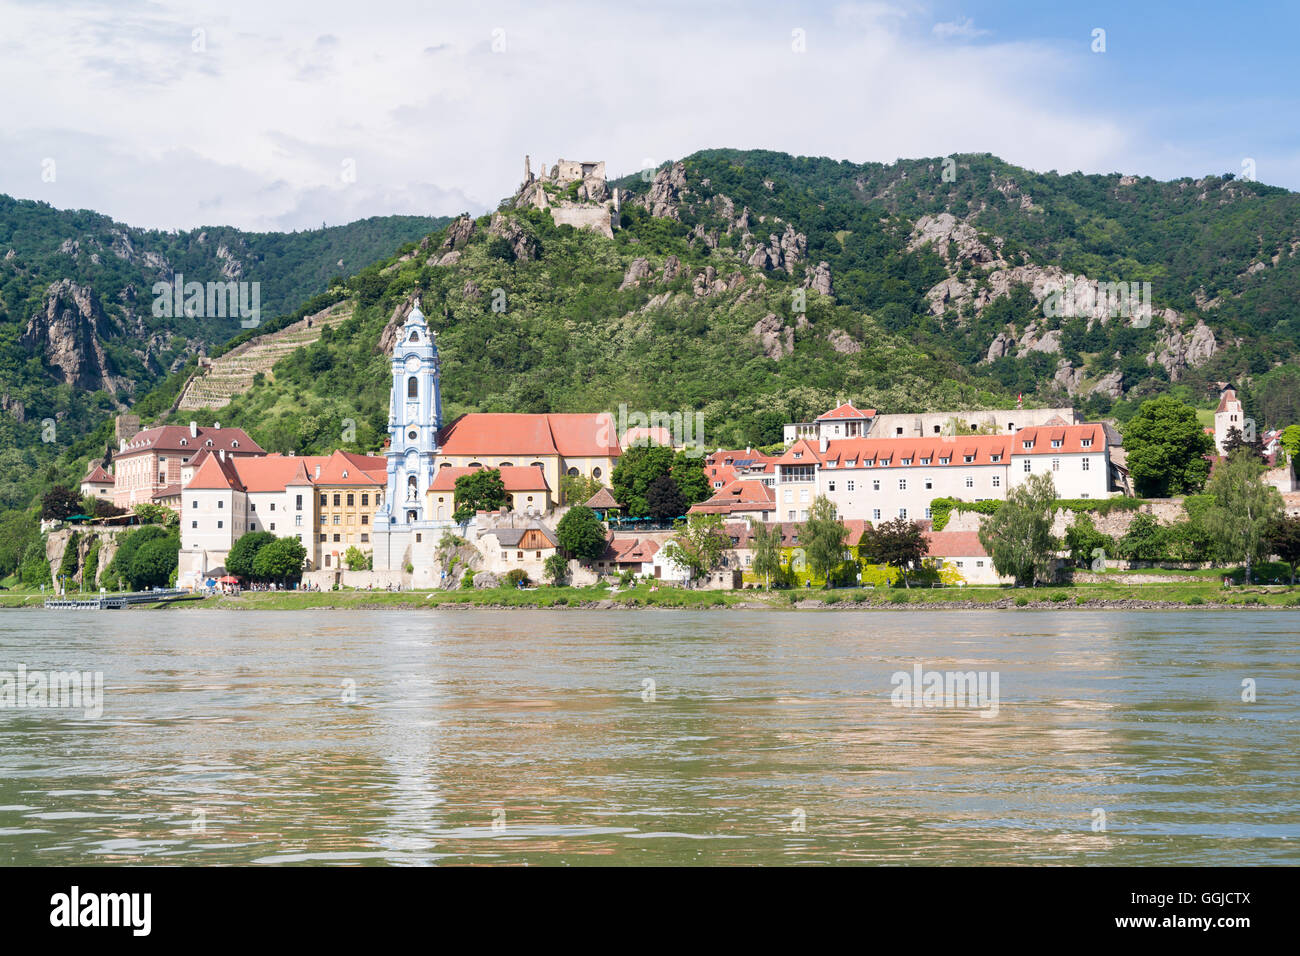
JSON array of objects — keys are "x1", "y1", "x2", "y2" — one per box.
[
  {"x1": 487, "y1": 214, "x2": 540, "y2": 262},
  {"x1": 619, "y1": 257, "x2": 653, "y2": 290},
  {"x1": 746, "y1": 224, "x2": 806, "y2": 274},
  {"x1": 642, "y1": 162, "x2": 687, "y2": 219},
  {"x1": 752, "y1": 312, "x2": 794, "y2": 360},
  {"x1": 1091, "y1": 369, "x2": 1124, "y2": 399},
  {"x1": 826, "y1": 328, "x2": 861, "y2": 354},
  {"x1": 804, "y1": 261, "x2": 833, "y2": 296},
  {"x1": 441, "y1": 215, "x2": 476, "y2": 251},
  {"x1": 985, "y1": 331, "x2": 1015, "y2": 362},
  {"x1": 379, "y1": 294, "x2": 421, "y2": 355},
  {"x1": 22, "y1": 280, "x2": 122, "y2": 393},
  {"x1": 661, "y1": 255, "x2": 682, "y2": 283},
  {"x1": 215, "y1": 244, "x2": 243, "y2": 280},
  {"x1": 1153, "y1": 319, "x2": 1217, "y2": 380},
  {"x1": 908, "y1": 213, "x2": 1005, "y2": 267}
]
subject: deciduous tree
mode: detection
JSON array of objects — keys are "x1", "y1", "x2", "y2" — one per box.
[{"x1": 978, "y1": 472, "x2": 1058, "y2": 587}]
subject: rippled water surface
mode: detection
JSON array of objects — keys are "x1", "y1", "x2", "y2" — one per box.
[{"x1": 1, "y1": 609, "x2": 1297, "y2": 865}]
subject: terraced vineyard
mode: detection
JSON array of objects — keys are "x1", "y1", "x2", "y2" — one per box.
[{"x1": 177, "y1": 301, "x2": 354, "y2": 411}]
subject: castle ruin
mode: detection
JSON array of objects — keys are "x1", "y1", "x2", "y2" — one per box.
[{"x1": 517, "y1": 155, "x2": 620, "y2": 238}]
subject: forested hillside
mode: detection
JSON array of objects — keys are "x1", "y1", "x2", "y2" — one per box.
[{"x1": 0, "y1": 195, "x2": 447, "y2": 505}]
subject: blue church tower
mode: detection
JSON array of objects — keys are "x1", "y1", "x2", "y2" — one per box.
[{"x1": 373, "y1": 299, "x2": 445, "y2": 572}]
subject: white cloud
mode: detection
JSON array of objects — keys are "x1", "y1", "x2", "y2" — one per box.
[
  {"x1": 932, "y1": 17, "x2": 990, "y2": 40},
  {"x1": 0, "y1": 0, "x2": 1139, "y2": 231}
]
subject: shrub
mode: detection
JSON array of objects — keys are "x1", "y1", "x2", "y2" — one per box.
[
  {"x1": 824, "y1": 593, "x2": 840, "y2": 604},
  {"x1": 461, "y1": 570, "x2": 475, "y2": 589},
  {"x1": 1188, "y1": 596, "x2": 1205, "y2": 605},
  {"x1": 889, "y1": 591, "x2": 909, "y2": 604},
  {"x1": 1015, "y1": 596, "x2": 1030, "y2": 607},
  {"x1": 553, "y1": 595, "x2": 568, "y2": 606},
  {"x1": 505, "y1": 569, "x2": 530, "y2": 588},
  {"x1": 1050, "y1": 592, "x2": 1068, "y2": 602}
]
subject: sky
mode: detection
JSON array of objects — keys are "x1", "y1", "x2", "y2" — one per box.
[{"x1": 2, "y1": 0, "x2": 1297, "y2": 232}]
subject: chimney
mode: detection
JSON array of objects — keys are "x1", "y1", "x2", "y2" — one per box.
[
  {"x1": 314, "y1": 465, "x2": 321, "y2": 480},
  {"x1": 820, "y1": 434, "x2": 829, "y2": 453},
  {"x1": 189, "y1": 421, "x2": 198, "y2": 438},
  {"x1": 214, "y1": 421, "x2": 220, "y2": 430},
  {"x1": 218, "y1": 449, "x2": 226, "y2": 462},
  {"x1": 119, "y1": 439, "x2": 126, "y2": 452}
]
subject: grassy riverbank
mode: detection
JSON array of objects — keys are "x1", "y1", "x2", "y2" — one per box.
[{"x1": 5, "y1": 578, "x2": 1299, "y2": 611}]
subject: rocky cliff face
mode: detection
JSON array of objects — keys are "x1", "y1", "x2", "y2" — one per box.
[{"x1": 22, "y1": 279, "x2": 125, "y2": 394}]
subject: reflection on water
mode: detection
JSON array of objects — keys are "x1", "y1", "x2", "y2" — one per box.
[{"x1": 1, "y1": 609, "x2": 1297, "y2": 865}]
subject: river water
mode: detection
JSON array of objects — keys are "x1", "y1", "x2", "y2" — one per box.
[{"x1": 1, "y1": 609, "x2": 1297, "y2": 865}]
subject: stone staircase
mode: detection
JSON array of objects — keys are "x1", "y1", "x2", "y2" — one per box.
[{"x1": 177, "y1": 301, "x2": 353, "y2": 411}]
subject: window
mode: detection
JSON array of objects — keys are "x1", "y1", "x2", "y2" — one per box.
[
  {"x1": 872, "y1": 480, "x2": 880, "y2": 491},
  {"x1": 319, "y1": 494, "x2": 327, "y2": 506},
  {"x1": 1082, "y1": 439, "x2": 1093, "y2": 448},
  {"x1": 939, "y1": 457, "x2": 950, "y2": 465},
  {"x1": 361, "y1": 515, "x2": 368, "y2": 525},
  {"x1": 956, "y1": 561, "x2": 964, "y2": 568},
  {"x1": 361, "y1": 534, "x2": 369, "y2": 543},
  {"x1": 1082, "y1": 458, "x2": 1090, "y2": 471},
  {"x1": 847, "y1": 481, "x2": 855, "y2": 492},
  {"x1": 333, "y1": 515, "x2": 340, "y2": 525},
  {"x1": 269, "y1": 502, "x2": 276, "y2": 511},
  {"x1": 873, "y1": 508, "x2": 881, "y2": 520},
  {"x1": 347, "y1": 493, "x2": 354, "y2": 507},
  {"x1": 1023, "y1": 460, "x2": 1032, "y2": 472},
  {"x1": 1051, "y1": 459, "x2": 1060, "y2": 472},
  {"x1": 295, "y1": 515, "x2": 302, "y2": 526},
  {"x1": 828, "y1": 481, "x2": 836, "y2": 492},
  {"x1": 964, "y1": 455, "x2": 974, "y2": 463},
  {"x1": 361, "y1": 493, "x2": 369, "y2": 507},
  {"x1": 269, "y1": 523, "x2": 276, "y2": 531},
  {"x1": 333, "y1": 534, "x2": 340, "y2": 542},
  {"x1": 788, "y1": 510, "x2": 796, "y2": 520},
  {"x1": 501, "y1": 552, "x2": 508, "y2": 560},
  {"x1": 1051, "y1": 440, "x2": 1062, "y2": 448},
  {"x1": 218, "y1": 500, "x2": 224, "y2": 509},
  {"x1": 898, "y1": 479, "x2": 907, "y2": 490},
  {"x1": 976, "y1": 560, "x2": 984, "y2": 567},
  {"x1": 295, "y1": 494, "x2": 302, "y2": 510},
  {"x1": 898, "y1": 508, "x2": 907, "y2": 519},
  {"x1": 333, "y1": 494, "x2": 341, "y2": 507},
  {"x1": 925, "y1": 507, "x2": 932, "y2": 519},
  {"x1": 593, "y1": 467, "x2": 602, "y2": 479},
  {"x1": 517, "y1": 551, "x2": 524, "y2": 560},
  {"x1": 217, "y1": 520, "x2": 223, "y2": 529},
  {"x1": 799, "y1": 489, "x2": 809, "y2": 503},
  {"x1": 991, "y1": 455, "x2": 1002, "y2": 462},
  {"x1": 191, "y1": 520, "x2": 197, "y2": 529},
  {"x1": 924, "y1": 479, "x2": 933, "y2": 491},
  {"x1": 250, "y1": 503, "x2": 256, "y2": 511},
  {"x1": 902, "y1": 458, "x2": 912, "y2": 466},
  {"x1": 191, "y1": 500, "x2": 197, "y2": 509},
  {"x1": 319, "y1": 534, "x2": 326, "y2": 542},
  {"x1": 921, "y1": 458, "x2": 930, "y2": 465},
  {"x1": 965, "y1": 476, "x2": 974, "y2": 488},
  {"x1": 992, "y1": 476, "x2": 1001, "y2": 488},
  {"x1": 407, "y1": 376, "x2": 418, "y2": 398}
]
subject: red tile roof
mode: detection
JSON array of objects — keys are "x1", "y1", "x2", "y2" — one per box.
[
  {"x1": 1011, "y1": 423, "x2": 1105, "y2": 455},
  {"x1": 688, "y1": 479, "x2": 776, "y2": 514},
  {"x1": 819, "y1": 434, "x2": 1010, "y2": 466},
  {"x1": 438, "y1": 413, "x2": 621, "y2": 458},
  {"x1": 186, "y1": 453, "x2": 245, "y2": 491},
  {"x1": 724, "y1": 519, "x2": 871, "y2": 548},
  {"x1": 774, "y1": 438, "x2": 824, "y2": 465},
  {"x1": 429, "y1": 465, "x2": 550, "y2": 492},
  {"x1": 1215, "y1": 388, "x2": 1239, "y2": 413},
  {"x1": 116, "y1": 425, "x2": 263, "y2": 457},
  {"x1": 816, "y1": 402, "x2": 876, "y2": 421},
  {"x1": 924, "y1": 530, "x2": 989, "y2": 558},
  {"x1": 83, "y1": 464, "x2": 114, "y2": 484}
]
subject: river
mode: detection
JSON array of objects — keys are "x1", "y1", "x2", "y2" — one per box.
[{"x1": 1, "y1": 609, "x2": 1297, "y2": 865}]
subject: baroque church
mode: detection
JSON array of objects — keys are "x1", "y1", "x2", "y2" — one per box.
[{"x1": 371, "y1": 300, "x2": 621, "y2": 578}]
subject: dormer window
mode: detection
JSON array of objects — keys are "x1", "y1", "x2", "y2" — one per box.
[
  {"x1": 1051, "y1": 440, "x2": 1062, "y2": 448},
  {"x1": 920, "y1": 458, "x2": 931, "y2": 465},
  {"x1": 180, "y1": 439, "x2": 187, "y2": 446},
  {"x1": 902, "y1": 458, "x2": 912, "y2": 466},
  {"x1": 1081, "y1": 439, "x2": 1093, "y2": 448},
  {"x1": 1023, "y1": 441, "x2": 1032, "y2": 449},
  {"x1": 231, "y1": 441, "x2": 239, "y2": 448},
  {"x1": 964, "y1": 455, "x2": 974, "y2": 463},
  {"x1": 205, "y1": 440, "x2": 214, "y2": 446},
  {"x1": 991, "y1": 455, "x2": 1002, "y2": 462},
  {"x1": 793, "y1": 452, "x2": 802, "y2": 460},
  {"x1": 939, "y1": 457, "x2": 950, "y2": 465}
]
